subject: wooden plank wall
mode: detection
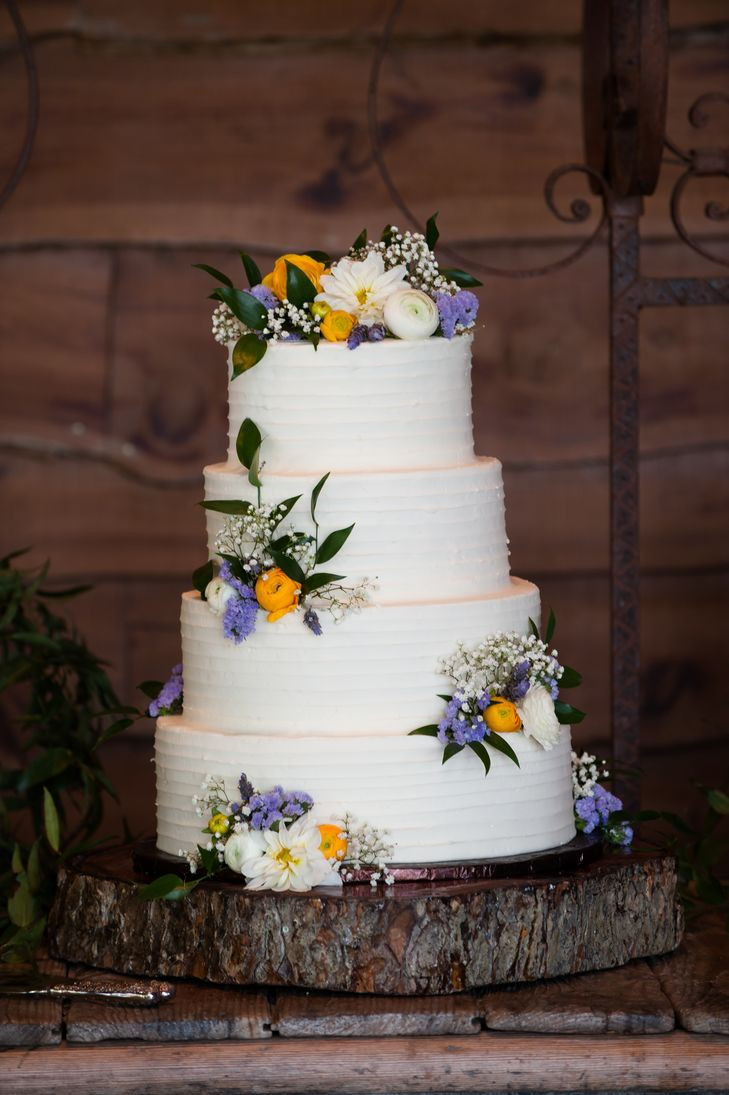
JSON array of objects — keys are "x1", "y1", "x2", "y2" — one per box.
[{"x1": 1, "y1": 1, "x2": 728, "y2": 840}]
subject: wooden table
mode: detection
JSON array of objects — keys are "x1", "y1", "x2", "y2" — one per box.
[{"x1": 2, "y1": 915, "x2": 728, "y2": 1093}]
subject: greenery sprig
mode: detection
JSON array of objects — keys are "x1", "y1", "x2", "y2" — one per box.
[{"x1": 0, "y1": 551, "x2": 138, "y2": 962}]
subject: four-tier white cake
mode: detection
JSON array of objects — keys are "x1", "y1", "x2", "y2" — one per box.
[{"x1": 155, "y1": 333, "x2": 577, "y2": 865}]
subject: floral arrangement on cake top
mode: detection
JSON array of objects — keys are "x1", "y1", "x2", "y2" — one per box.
[
  {"x1": 196, "y1": 214, "x2": 481, "y2": 374},
  {"x1": 140, "y1": 771, "x2": 396, "y2": 898},
  {"x1": 195, "y1": 418, "x2": 373, "y2": 642},
  {"x1": 571, "y1": 751, "x2": 633, "y2": 847},
  {"x1": 410, "y1": 613, "x2": 584, "y2": 775}
]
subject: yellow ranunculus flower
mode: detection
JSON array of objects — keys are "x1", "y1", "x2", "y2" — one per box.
[
  {"x1": 321, "y1": 310, "x2": 356, "y2": 342},
  {"x1": 262, "y1": 253, "x2": 328, "y2": 302},
  {"x1": 484, "y1": 696, "x2": 522, "y2": 734},
  {"x1": 255, "y1": 567, "x2": 301, "y2": 622},
  {"x1": 209, "y1": 812, "x2": 230, "y2": 835},
  {"x1": 319, "y1": 823, "x2": 348, "y2": 861}
]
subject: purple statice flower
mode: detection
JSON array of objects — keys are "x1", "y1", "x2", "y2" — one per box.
[
  {"x1": 248, "y1": 785, "x2": 314, "y2": 830},
  {"x1": 222, "y1": 588, "x2": 258, "y2": 644},
  {"x1": 347, "y1": 323, "x2": 368, "y2": 350},
  {"x1": 148, "y1": 663, "x2": 183, "y2": 717},
  {"x1": 238, "y1": 773, "x2": 255, "y2": 804},
  {"x1": 574, "y1": 795, "x2": 600, "y2": 834},
  {"x1": 247, "y1": 284, "x2": 277, "y2": 312},
  {"x1": 548, "y1": 677, "x2": 560, "y2": 700},
  {"x1": 435, "y1": 293, "x2": 459, "y2": 339},
  {"x1": 367, "y1": 323, "x2": 386, "y2": 342},
  {"x1": 593, "y1": 784, "x2": 623, "y2": 823},
  {"x1": 506, "y1": 659, "x2": 531, "y2": 702},
  {"x1": 435, "y1": 290, "x2": 479, "y2": 338},
  {"x1": 219, "y1": 560, "x2": 253, "y2": 596},
  {"x1": 437, "y1": 691, "x2": 489, "y2": 746},
  {"x1": 304, "y1": 607, "x2": 323, "y2": 636}
]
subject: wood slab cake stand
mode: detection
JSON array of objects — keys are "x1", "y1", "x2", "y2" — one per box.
[{"x1": 48, "y1": 840, "x2": 683, "y2": 995}]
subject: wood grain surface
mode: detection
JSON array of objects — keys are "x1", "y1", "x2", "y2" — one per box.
[{"x1": 3, "y1": 1030, "x2": 729, "y2": 1094}]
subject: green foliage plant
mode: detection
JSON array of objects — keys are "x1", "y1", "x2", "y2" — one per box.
[{"x1": 0, "y1": 550, "x2": 137, "y2": 962}]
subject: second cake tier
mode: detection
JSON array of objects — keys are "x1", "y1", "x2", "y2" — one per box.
[{"x1": 204, "y1": 458, "x2": 510, "y2": 600}]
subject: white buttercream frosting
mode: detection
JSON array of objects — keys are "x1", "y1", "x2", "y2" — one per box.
[
  {"x1": 203, "y1": 458, "x2": 511, "y2": 600},
  {"x1": 226, "y1": 335, "x2": 474, "y2": 472},
  {"x1": 155, "y1": 719, "x2": 576, "y2": 863},
  {"x1": 179, "y1": 582, "x2": 540, "y2": 736}
]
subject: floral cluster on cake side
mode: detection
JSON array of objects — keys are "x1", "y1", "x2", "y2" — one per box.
[
  {"x1": 571, "y1": 751, "x2": 633, "y2": 846},
  {"x1": 410, "y1": 613, "x2": 585, "y2": 775},
  {"x1": 196, "y1": 418, "x2": 373, "y2": 642},
  {"x1": 142, "y1": 770, "x2": 396, "y2": 896},
  {"x1": 197, "y1": 215, "x2": 481, "y2": 374}
]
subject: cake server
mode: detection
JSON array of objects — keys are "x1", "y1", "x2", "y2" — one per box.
[{"x1": 0, "y1": 972, "x2": 175, "y2": 1005}]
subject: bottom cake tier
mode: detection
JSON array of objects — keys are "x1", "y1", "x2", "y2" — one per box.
[{"x1": 155, "y1": 718, "x2": 576, "y2": 864}]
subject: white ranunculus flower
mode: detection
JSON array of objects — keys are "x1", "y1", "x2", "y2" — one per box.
[
  {"x1": 223, "y1": 829, "x2": 267, "y2": 874},
  {"x1": 315, "y1": 252, "x2": 409, "y2": 326},
  {"x1": 241, "y1": 814, "x2": 334, "y2": 893},
  {"x1": 383, "y1": 288, "x2": 440, "y2": 340},
  {"x1": 205, "y1": 577, "x2": 236, "y2": 616},
  {"x1": 517, "y1": 684, "x2": 561, "y2": 750}
]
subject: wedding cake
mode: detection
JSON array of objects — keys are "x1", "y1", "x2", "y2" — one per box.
[{"x1": 152, "y1": 222, "x2": 589, "y2": 887}]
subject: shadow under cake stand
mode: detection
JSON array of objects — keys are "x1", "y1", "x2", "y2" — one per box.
[{"x1": 48, "y1": 838, "x2": 683, "y2": 995}]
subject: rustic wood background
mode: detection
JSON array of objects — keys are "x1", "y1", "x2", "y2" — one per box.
[{"x1": 1, "y1": 0, "x2": 728, "y2": 841}]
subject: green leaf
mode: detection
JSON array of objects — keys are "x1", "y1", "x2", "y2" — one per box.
[
  {"x1": 544, "y1": 608, "x2": 556, "y2": 645},
  {"x1": 138, "y1": 680, "x2": 163, "y2": 700},
  {"x1": 285, "y1": 260, "x2": 317, "y2": 307},
  {"x1": 380, "y1": 224, "x2": 393, "y2": 244},
  {"x1": 197, "y1": 844, "x2": 220, "y2": 875},
  {"x1": 304, "y1": 332, "x2": 321, "y2": 351},
  {"x1": 527, "y1": 617, "x2": 540, "y2": 640},
  {"x1": 240, "y1": 251, "x2": 262, "y2": 287},
  {"x1": 351, "y1": 229, "x2": 367, "y2": 251},
  {"x1": 192, "y1": 262, "x2": 233, "y2": 287},
  {"x1": 11, "y1": 843, "x2": 23, "y2": 875},
  {"x1": 268, "y1": 549, "x2": 306, "y2": 586},
  {"x1": 17, "y1": 748, "x2": 73, "y2": 791},
  {"x1": 43, "y1": 788, "x2": 61, "y2": 853},
  {"x1": 554, "y1": 700, "x2": 586, "y2": 725},
  {"x1": 442, "y1": 743, "x2": 464, "y2": 764},
  {"x1": 425, "y1": 212, "x2": 439, "y2": 251},
  {"x1": 440, "y1": 266, "x2": 483, "y2": 288},
  {"x1": 211, "y1": 286, "x2": 267, "y2": 329},
  {"x1": 236, "y1": 418, "x2": 263, "y2": 471},
  {"x1": 270, "y1": 495, "x2": 302, "y2": 531},
  {"x1": 485, "y1": 732, "x2": 520, "y2": 767},
  {"x1": 192, "y1": 560, "x2": 214, "y2": 599},
  {"x1": 316, "y1": 524, "x2": 355, "y2": 565},
  {"x1": 7, "y1": 882, "x2": 35, "y2": 928},
  {"x1": 310, "y1": 473, "x2": 330, "y2": 524},
  {"x1": 469, "y1": 740, "x2": 491, "y2": 776},
  {"x1": 200, "y1": 499, "x2": 254, "y2": 516},
  {"x1": 232, "y1": 333, "x2": 267, "y2": 378},
  {"x1": 302, "y1": 572, "x2": 345, "y2": 595},
  {"x1": 408, "y1": 725, "x2": 439, "y2": 737},
  {"x1": 693, "y1": 869, "x2": 726, "y2": 906},
  {"x1": 247, "y1": 446, "x2": 263, "y2": 490},
  {"x1": 27, "y1": 840, "x2": 42, "y2": 893},
  {"x1": 559, "y1": 665, "x2": 582, "y2": 689},
  {"x1": 303, "y1": 250, "x2": 331, "y2": 265},
  {"x1": 707, "y1": 789, "x2": 729, "y2": 816},
  {"x1": 137, "y1": 874, "x2": 189, "y2": 901}
]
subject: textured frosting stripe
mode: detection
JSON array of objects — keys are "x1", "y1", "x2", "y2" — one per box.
[
  {"x1": 179, "y1": 581, "x2": 541, "y2": 735},
  {"x1": 226, "y1": 336, "x2": 474, "y2": 472},
  {"x1": 155, "y1": 719, "x2": 576, "y2": 863},
  {"x1": 203, "y1": 458, "x2": 511, "y2": 600}
]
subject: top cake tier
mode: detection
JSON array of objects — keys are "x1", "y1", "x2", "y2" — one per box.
[{"x1": 226, "y1": 335, "x2": 475, "y2": 473}]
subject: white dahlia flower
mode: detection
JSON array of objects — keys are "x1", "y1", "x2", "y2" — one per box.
[
  {"x1": 223, "y1": 828, "x2": 266, "y2": 874},
  {"x1": 241, "y1": 814, "x2": 334, "y2": 892},
  {"x1": 383, "y1": 288, "x2": 440, "y2": 340},
  {"x1": 205, "y1": 576, "x2": 236, "y2": 616},
  {"x1": 517, "y1": 684, "x2": 561, "y2": 750},
  {"x1": 315, "y1": 252, "x2": 409, "y2": 326}
]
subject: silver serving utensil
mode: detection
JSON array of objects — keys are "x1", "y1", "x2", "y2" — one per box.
[{"x1": 0, "y1": 972, "x2": 175, "y2": 1006}]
